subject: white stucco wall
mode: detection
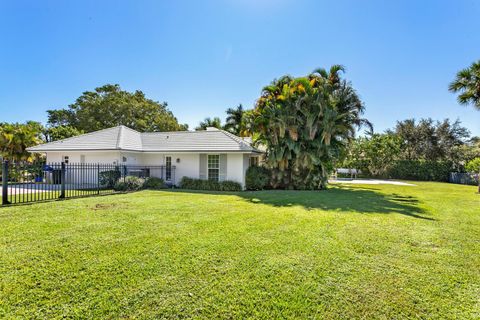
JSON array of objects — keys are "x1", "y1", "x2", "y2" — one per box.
[
  {"x1": 46, "y1": 151, "x2": 121, "y2": 164},
  {"x1": 139, "y1": 153, "x2": 200, "y2": 185},
  {"x1": 226, "y1": 153, "x2": 247, "y2": 188},
  {"x1": 44, "y1": 151, "x2": 252, "y2": 188}
]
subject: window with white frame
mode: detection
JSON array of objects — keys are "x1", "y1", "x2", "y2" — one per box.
[
  {"x1": 249, "y1": 156, "x2": 259, "y2": 166},
  {"x1": 63, "y1": 155, "x2": 69, "y2": 164},
  {"x1": 208, "y1": 155, "x2": 219, "y2": 181}
]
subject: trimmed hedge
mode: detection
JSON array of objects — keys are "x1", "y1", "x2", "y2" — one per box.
[
  {"x1": 99, "y1": 169, "x2": 121, "y2": 188},
  {"x1": 245, "y1": 166, "x2": 271, "y2": 190},
  {"x1": 387, "y1": 160, "x2": 453, "y2": 182},
  {"x1": 114, "y1": 176, "x2": 145, "y2": 191},
  {"x1": 179, "y1": 177, "x2": 242, "y2": 191},
  {"x1": 143, "y1": 177, "x2": 167, "y2": 189}
]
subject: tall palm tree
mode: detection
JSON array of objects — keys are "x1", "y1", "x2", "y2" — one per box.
[
  {"x1": 195, "y1": 117, "x2": 222, "y2": 131},
  {"x1": 224, "y1": 104, "x2": 245, "y2": 136},
  {"x1": 249, "y1": 66, "x2": 371, "y2": 189},
  {"x1": 449, "y1": 60, "x2": 480, "y2": 110}
]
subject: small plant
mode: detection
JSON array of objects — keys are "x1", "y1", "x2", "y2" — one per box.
[
  {"x1": 245, "y1": 166, "x2": 271, "y2": 190},
  {"x1": 114, "y1": 176, "x2": 145, "y2": 191},
  {"x1": 143, "y1": 177, "x2": 166, "y2": 189}
]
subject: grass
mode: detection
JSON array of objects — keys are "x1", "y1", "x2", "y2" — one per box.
[{"x1": 0, "y1": 182, "x2": 479, "y2": 319}]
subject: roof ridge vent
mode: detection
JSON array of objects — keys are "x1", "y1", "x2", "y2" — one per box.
[{"x1": 205, "y1": 127, "x2": 219, "y2": 131}]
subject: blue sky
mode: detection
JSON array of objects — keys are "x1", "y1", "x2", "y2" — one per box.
[{"x1": 1, "y1": 0, "x2": 479, "y2": 136}]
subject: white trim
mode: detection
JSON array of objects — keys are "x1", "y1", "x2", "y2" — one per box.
[{"x1": 207, "y1": 154, "x2": 220, "y2": 181}]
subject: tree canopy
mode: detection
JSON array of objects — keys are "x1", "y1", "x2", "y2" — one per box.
[
  {"x1": 195, "y1": 117, "x2": 222, "y2": 131},
  {"x1": 0, "y1": 122, "x2": 42, "y2": 162},
  {"x1": 389, "y1": 118, "x2": 470, "y2": 163},
  {"x1": 248, "y1": 65, "x2": 370, "y2": 189},
  {"x1": 449, "y1": 60, "x2": 480, "y2": 110},
  {"x1": 43, "y1": 126, "x2": 84, "y2": 142},
  {"x1": 47, "y1": 84, "x2": 188, "y2": 133},
  {"x1": 343, "y1": 133, "x2": 401, "y2": 177}
]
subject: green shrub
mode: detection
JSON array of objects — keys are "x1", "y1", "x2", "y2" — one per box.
[
  {"x1": 466, "y1": 158, "x2": 480, "y2": 174},
  {"x1": 114, "y1": 176, "x2": 145, "y2": 191},
  {"x1": 99, "y1": 169, "x2": 121, "y2": 188},
  {"x1": 245, "y1": 166, "x2": 270, "y2": 190},
  {"x1": 219, "y1": 180, "x2": 242, "y2": 191},
  {"x1": 387, "y1": 160, "x2": 453, "y2": 182},
  {"x1": 179, "y1": 177, "x2": 242, "y2": 191},
  {"x1": 143, "y1": 177, "x2": 166, "y2": 189}
]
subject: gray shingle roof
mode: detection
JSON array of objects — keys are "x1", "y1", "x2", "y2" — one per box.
[{"x1": 27, "y1": 126, "x2": 261, "y2": 153}]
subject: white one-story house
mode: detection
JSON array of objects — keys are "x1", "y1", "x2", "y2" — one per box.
[{"x1": 27, "y1": 125, "x2": 262, "y2": 188}]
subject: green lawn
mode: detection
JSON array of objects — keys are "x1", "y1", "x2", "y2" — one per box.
[{"x1": 1, "y1": 182, "x2": 479, "y2": 319}]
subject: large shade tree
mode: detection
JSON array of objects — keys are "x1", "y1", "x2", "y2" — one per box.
[
  {"x1": 390, "y1": 118, "x2": 470, "y2": 163},
  {"x1": 47, "y1": 84, "x2": 188, "y2": 133},
  {"x1": 248, "y1": 65, "x2": 371, "y2": 189},
  {"x1": 344, "y1": 133, "x2": 401, "y2": 177},
  {"x1": 449, "y1": 60, "x2": 480, "y2": 110}
]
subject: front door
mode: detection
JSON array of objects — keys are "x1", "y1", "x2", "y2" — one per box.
[{"x1": 165, "y1": 156, "x2": 172, "y2": 182}]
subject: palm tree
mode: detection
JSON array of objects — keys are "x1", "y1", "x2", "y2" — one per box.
[
  {"x1": 224, "y1": 104, "x2": 245, "y2": 136},
  {"x1": 449, "y1": 60, "x2": 480, "y2": 110},
  {"x1": 195, "y1": 117, "x2": 222, "y2": 131},
  {"x1": 249, "y1": 66, "x2": 371, "y2": 189},
  {"x1": 0, "y1": 123, "x2": 42, "y2": 162}
]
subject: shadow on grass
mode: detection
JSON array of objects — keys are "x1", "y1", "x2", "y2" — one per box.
[{"x1": 171, "y1": 185, "x2": 432, "y2": 220}]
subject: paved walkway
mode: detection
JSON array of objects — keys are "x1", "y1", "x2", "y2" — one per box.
[{"x1": 329, "y1": 178, "x2": 416, "y2": 186}]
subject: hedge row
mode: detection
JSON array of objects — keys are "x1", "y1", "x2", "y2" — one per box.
[
  {"x1": 179, "y1": 177, "x2": 242, "y2": 191},
  {"x1": 113, "y1": 176, "x2": 167, "y2": 191},
  {"x1": 387, "y1": 160, "x2": 453, "y2": 182}
]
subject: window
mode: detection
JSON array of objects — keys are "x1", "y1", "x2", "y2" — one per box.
[
  {"x1": 208, "y1": 155, "x2": 219, "y2": 181},
  {"x1": 80, "y1": 155, "x2": 85, "y2": 164},
  {"x1": 62, "y1": 156, "x2": 69, "y2": 164},
  {"x1": 249, "y1": 156, "x2": 259, "y2": 166},
  {"x1": 122, "y1": 156, "x2": 127, "y2": 163},
  {"x1": 165, "y1": 156, "x2": 172, "y2": 181}
]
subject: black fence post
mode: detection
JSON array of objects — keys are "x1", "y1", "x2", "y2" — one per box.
[
  {"x1": 97, "y1": 163, "x2": 100, "y2": 194},
  {"x1": 2, "y1": 161, "x2": 10, "y2": 205},
  {"x1": 59, "y1": 162, "x2": 66, "y2": 199}
]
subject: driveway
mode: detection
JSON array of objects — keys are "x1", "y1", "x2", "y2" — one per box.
[{"x1": 329, "y1": 178, "x2": 416, "y2": 186}]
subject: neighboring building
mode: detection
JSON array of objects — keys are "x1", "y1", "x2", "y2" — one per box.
[{"x1": 26, "y1": 126, "x2": 262, "y2": 188}]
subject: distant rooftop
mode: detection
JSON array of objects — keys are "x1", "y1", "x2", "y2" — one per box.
[{"x1": 27, "y1": 126, "x2": 261, "y2": 153}]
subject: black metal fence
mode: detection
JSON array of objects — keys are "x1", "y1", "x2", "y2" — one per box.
[
  {"x1": 449, "y1": 172, "x2": 479, "y2": 186},
  {"x1": 1, "y1": 161, "x2": 175, "y2": 206}
]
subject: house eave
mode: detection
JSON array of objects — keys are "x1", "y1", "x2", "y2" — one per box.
[{"x1": 27, "y1": 148, "x2": 263, "y2": 154}]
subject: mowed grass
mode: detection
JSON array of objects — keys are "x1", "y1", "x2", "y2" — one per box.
[{"x1": 0, "y1": 182, "x2": 479, "y2": 319}]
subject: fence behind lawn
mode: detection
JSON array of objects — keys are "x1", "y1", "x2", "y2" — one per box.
[
  {"x1": 1, "y1": 161, "x2": 175, "y2": 206},
  {"x1": 449, "y1": 172, "x2": 479, "y2": 186}
]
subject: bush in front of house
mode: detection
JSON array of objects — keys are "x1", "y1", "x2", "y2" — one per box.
[
  {"x1": 143, "y1": 177, "x2": 167, "y2": 189},
  {"x1": 219, "y1": 180, "x2": 242, "y2": 191},
  {"x1": 179, "y1": 177, "x2": 242, "y2": 191},
  {"x1": 114, "y1": 176, "x2": 145, "y2": 191},
  {"x1": 245, "y1": 165, "x2": 271, "y2": 190},
  {"x1": 99, "y1": 169, "x2": 121, "y2": 188}
]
